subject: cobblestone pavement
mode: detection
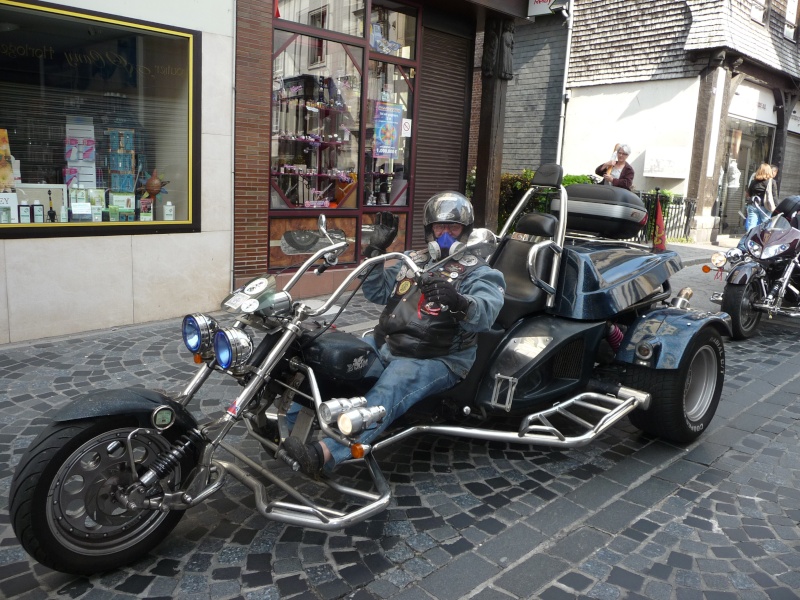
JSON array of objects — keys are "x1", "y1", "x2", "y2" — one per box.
[{"x1": 1, "y1": 265, "x2": 800, "y2": 600}]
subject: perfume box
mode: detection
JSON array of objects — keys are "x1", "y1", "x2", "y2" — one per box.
[
  {"x1": 0, "y1": 192, "x2": 19, "y2": 223},
  {"x1": 87, "y1": 188, "x2": 106, "y2": 207},
  {"x1": 109, "y1": 193, "x2": 135, "y2": 210}
]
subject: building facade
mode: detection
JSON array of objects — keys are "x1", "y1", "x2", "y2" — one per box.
[
  {"x1": 508, "y1": 0, "x2": 800, "y2": 243},
  {"x1": 1, "y1": 0, "x2": 532, "y2": 342},
  {"x1": 0, "y1": 0, "x2": 235, "y2": 343},
  {"x1": 233, "y1": 0, "x2": 529, "y2": 296}
]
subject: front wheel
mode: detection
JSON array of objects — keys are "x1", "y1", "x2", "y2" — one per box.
[
  {"x1": 624, "y1": 328, "x2": 724, "y2": 444},
  {"x1": 10, "y1": 418, "x2": 193, "y2": 575},
  {"x1": 721, "y1": 278, "x2": 763, "y2": 339}
]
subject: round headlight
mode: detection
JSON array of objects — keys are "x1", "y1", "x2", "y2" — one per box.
[
  {"x1": 182, "y1": 314, "x2": 217, "y2": 354},
  {"x1": 710, "y1": 252, "x2": 727, "y2": 268},
  {"x1": 214, "y1": 327, "x2": 253, "y2": 369}
]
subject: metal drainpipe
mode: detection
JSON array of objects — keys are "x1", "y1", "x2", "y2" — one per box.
[
  {"x1": 229, "y1": 1, "x2": 238, "y2": 293},
  {"x1": 555, "y1": 1, "x2": 574, "y2": 166}
]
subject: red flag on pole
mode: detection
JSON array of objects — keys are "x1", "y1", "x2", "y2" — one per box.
[
  {"x1": 653, "y1": 196, "x2": 667, "y2": 252},
  {"x1": 275, "y1": 1, "x2": 280, "y2": 18}
]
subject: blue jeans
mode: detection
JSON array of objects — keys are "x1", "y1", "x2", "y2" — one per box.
[
  {"x1": 739, "y1": 204, "x2": 770, "y2": 250},
  {"x1": 287, "y1": 337, "x2": 461, "y2": 468}
]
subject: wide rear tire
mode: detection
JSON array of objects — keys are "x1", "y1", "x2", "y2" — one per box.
[
  {"x1": 624, "y1": 328, "x2": 724, "y2": 444},
  {"x1": 10, "y1": 418, "x2": 192, "y2": 575},
  {"x1": 721, "y1": 279, "x2": 763, "y2": 340}
]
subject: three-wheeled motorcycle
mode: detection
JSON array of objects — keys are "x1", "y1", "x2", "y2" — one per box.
[{"x1": 9, "y1": 164, "x2": 731, "y2": 575}]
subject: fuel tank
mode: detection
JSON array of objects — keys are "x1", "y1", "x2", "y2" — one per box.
[{"x1": 301, "y1": 331, "x2": 380, "y2": 397}]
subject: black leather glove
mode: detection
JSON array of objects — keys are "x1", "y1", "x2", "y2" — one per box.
[
  {"x1": 363, "y1": 212, "x2": 399, "y2": 258},
  {"x1": 421, "y1": 278, "x2": 470, "y2": 319}
]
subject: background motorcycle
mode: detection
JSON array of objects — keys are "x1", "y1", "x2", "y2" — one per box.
[
  {"x1": 9, "y1": 165, "x2": 729, "y2": 576},
  {"x1": 708, "y1": 196, "x2": 800, "y2": 339}
]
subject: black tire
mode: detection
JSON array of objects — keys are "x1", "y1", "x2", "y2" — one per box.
[
  {"x1": 9, "y1": 418, "x2": 192, "y2": 575},
  {"x1": 624, "y1": 328, "x2": 724, "y2": 444},
  {"x1": 283, "y1": 230, "x2": 320, "y2": 251},
  {"x1": 721, "y1": 279, "x2": 763, "y2": 340}
]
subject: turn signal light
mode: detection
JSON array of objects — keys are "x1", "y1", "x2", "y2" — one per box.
[
  {"x1": 350, "y1": 444, "x2": 365, "y2": 459},
  {"x1": 701, "y1": 265, "x2": 711, "y2": 273},
  {"x1": 193, "y1": 354, "x2": 203, "y2": 364}
]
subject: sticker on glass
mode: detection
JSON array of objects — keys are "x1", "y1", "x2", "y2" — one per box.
[
  {"x1": 241, "y1": 298, "x2": 260, "y2": 313},
  {"x1": 224, "y1": 292, "x2": 249, "y2": 309},
  {"x1": 244, "y1": 278, "x2": 270, "y2": 295}
]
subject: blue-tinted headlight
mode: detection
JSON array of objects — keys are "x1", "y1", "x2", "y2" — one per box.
[
  {"x1": 182, "y1": 314, "x2": 217, "y2": 354},
  {"x1": 213, "y1": 328, "x2": 253, "y2": 369}
]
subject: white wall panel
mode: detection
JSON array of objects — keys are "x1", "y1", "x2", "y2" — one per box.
[{"x1": 562, "y1": 78, "x2": 701, "y2": 195}]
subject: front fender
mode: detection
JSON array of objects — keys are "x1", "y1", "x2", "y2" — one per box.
[
  {"x1": 616, "y1": 308, "x2": 731, "y2": 369},
  {"x1": 52, "y1": 388, "x2": 200, "y2": 433},
  {"x1": 727, "y1": 261, "x2": 764, "y2": 285}
]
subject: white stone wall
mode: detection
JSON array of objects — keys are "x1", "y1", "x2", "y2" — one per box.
[{"x1": 561, "y1": 78, "x2": 701, "y2": 196}]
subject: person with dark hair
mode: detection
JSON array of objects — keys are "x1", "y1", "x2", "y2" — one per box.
[
  {"x1": 595, "y1": 143, "x2": 634, "y2": 190},
  {"x1": 283, "y1": 192, "x2": 506, "y2": 475}
]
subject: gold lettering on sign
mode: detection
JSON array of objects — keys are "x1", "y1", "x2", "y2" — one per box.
[{"x1": 0, "y1": 43, "x2": 55, "y2": 59}]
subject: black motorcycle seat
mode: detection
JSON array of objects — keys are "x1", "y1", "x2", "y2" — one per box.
[
  {"x1": 491, "y1": 213, "x2": 558, "y2": 329},
  {"x1": 516, "y1": 212, "x2": 558, "y2": 237}
]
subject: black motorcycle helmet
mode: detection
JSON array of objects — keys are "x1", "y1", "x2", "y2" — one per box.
[{"x1": 422, "y1": 191, "x2": 475, "y2": 244}]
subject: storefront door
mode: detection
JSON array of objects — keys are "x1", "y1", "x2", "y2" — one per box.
[{"x1": 717, "y1": 117, "x2": 774, "y2": 235}]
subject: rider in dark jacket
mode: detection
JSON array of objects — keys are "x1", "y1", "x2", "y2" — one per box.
[{"x1": 284, "y1": 192, "x2": 506, "y2": 475}]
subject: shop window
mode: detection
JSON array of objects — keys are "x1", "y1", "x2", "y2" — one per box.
[
  {"x1": 364, "y1": 61, "x2": 414, "y2": 207},
  {"x1": 271, "y1": 31, "x2": 362, "y2": 210},
  {"x1": 784, "y1": 0, "x2": 799, "y2": 39},
  {"x1": 0, "y1": 1, "x2": 198, "y2": 236},
  {"x1": 277, "y1": 0, "x2": 364, "y2": 38},
  {"x1": 369, "y1": 2, "x2": 417, "y2": 60}
]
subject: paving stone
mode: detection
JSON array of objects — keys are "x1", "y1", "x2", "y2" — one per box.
[{"x1": 2, "y1": 305, "x2": 800, "y2": 600}]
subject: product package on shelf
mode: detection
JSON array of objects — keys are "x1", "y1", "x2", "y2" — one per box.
[
  {"x1": 139, "y1": 197, "x2": 153, "y2": 221},
  {"x1": 16, "y1": 184, "x2": 69, "y2": 223},
  {"x1": 0, "y1": 192, "x2": 19, "y2": 223},
  {"x1": 66, "y1": 116, "x2": 97, "y2": 188},
  {"x1": 105, "y1": 127, "x2": 137, "y2": 220},
  {"x1": 0, "y1": 129, "x2": 15, "y2": 193}
]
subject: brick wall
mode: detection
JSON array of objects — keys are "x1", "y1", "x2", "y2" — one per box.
[{"x1": 233, "y1": 0, "x2": 273, "y2": 283}]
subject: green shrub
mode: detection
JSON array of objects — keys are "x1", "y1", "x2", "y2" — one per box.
[{"x1": 467, "y1": 170, "x2": 595, "y2": 232}]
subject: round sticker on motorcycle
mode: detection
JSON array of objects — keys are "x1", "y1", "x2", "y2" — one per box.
[
  {"x1": 244, "y1": 278, "x2": 270, "y2": 295},
  {"x1": 241, "y1": 298, "x2": 260, "y2": 313},
  {"x1": 398, "y1": 279, "x2": 412, "y2": 295}
]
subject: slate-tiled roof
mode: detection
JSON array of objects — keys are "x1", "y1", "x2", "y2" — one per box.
[
  {"x1": 684, "y1": 0, "x2": 800, "y2": 78},
  {"x1": 569, "y1": 0, "x2": 702, "y2": 87},
  {"x1": 569, "y1": 0, "x2": 800, "y2": 85}
]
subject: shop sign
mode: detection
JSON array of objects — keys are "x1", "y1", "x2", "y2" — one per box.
[
  {"x1": 528, "y1": 0, "x2": 553, "y2": 17},
  {"x1": 728, "y1": 81, "x2": 777, "y2": 126}
]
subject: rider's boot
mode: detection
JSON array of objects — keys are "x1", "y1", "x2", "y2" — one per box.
[{"x1": 283, "y1": 436, "x2": 325, "y2": 477}]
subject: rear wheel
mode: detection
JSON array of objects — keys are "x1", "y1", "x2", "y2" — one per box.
[
  {"x1": 721, "y1": 278, "x2": 763, "y2": 339},
  {"x1": 624, "y1": 328, "x2": 724, "y2": 444},
  {"x1": 10, "y1": 418, "x2": 192, "y2": 575}
]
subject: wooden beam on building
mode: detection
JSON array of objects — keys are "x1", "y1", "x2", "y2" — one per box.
[{"x1": 472, "y1": 16, "x2": 515, "y2": 232}]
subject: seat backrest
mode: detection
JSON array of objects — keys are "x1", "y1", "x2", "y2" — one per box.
[
  {"x1": 490, "y1": 213, "x2": 559, "y2": 329},
  {"x1": 516, "y1": 212, "x2": 558, "y2": 238}
]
